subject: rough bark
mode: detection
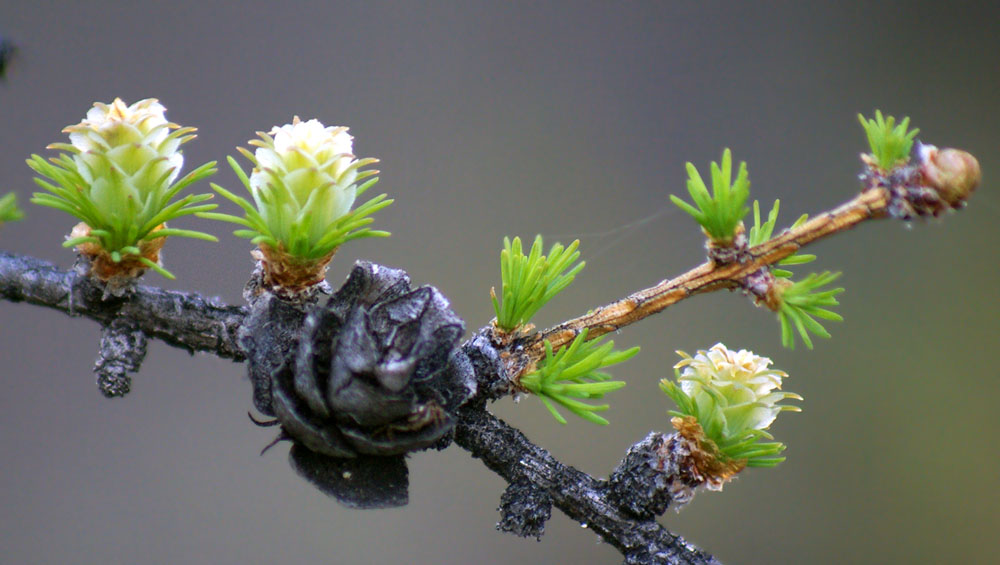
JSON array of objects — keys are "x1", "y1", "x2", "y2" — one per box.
[{"x1": 0, "y1": 251, "x2": 246, "y2": 360}]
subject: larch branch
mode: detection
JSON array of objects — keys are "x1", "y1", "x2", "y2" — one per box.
[{"x1": 528, "y1": 188, "x2": 890, "y2": 358}]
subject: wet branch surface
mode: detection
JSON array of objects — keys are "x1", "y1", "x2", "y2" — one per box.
[
  {"x1": 454, "y1": 400, "x2": 720, "y2": 564},
  {"x1": 0, "y1": 251, "x2": 246, "y2": 360}
]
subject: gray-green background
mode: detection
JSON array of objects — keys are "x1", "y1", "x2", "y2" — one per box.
[{"x1": 1, "y1": 2, "x2": 997, "y2": 563}]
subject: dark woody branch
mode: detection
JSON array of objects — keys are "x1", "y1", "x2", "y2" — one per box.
[
  {"x1": 454, "y1": 398, "x2": 721, "y2": 565},
  {"x1": 95, "y1": 317, "x2": 148, "y2": 397},
  {"x1": 0, "y1": 251, "x2": 246, "y2": 361}
]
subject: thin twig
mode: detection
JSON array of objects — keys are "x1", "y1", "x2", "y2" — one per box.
[{"x1": 526, "y1": 188, "x2": 889, "y2": 360}]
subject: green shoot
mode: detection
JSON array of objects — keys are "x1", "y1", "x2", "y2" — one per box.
[
  {"x1": 520, "y1": 329, "x2": 638, "y2": 425},
  {"x1": 201, "y1": 156, "x2": 391, "y2": 262},
  {"x1": 670, "y1": 148, "x2": 751, "y2": 244},
  {"x1": 858, "y1": 110, "x2": 919, "y2": 171},
  {"x1": 492, "y1": 235, "x2": 585, "y2": 332},
  {"x1": 777, "y1": 271, "x2": 844, "y2": 349},
  {"x1": 0, "y1": 192, "x2": 24, "y2": 224},
  {"x1": 748, "y1": 199, "x2": 814, "y2": 278}
]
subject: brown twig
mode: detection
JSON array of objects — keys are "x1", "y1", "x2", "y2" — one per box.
[{"x1": 525, "y1": 187, "x2": 891, "y2": 361}]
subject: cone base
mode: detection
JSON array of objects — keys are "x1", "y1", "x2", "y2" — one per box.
[
  {"x1": 252, "y1": 244, "x2": 337, "y2": 295},
  {"x1": 71, "y1": 222, "x2": 166, "y2": 286}
]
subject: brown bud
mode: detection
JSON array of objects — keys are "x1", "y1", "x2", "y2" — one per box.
[
  {"x1": 919, "y1": 145, "x2": 981, "y2": 207},
  {"x1": 71, "y1": 222, "x2": 166, "y2": 282},
  {"x1": 251, "y1": 243, "x2": 337, "y2": 292},
  {"x1": 670, "y1": 416, "x2": 745, "y2": 489},
  {"x1": 763, "y1": 277, "x2": 793, "y2": 312}
]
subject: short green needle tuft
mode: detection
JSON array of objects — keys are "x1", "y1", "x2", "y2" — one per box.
[
  {"x1": 776, "y1": 271, "x2": 844, "y2": 349},
  {"x1": 858, "y1": 110, "x2": 919, "y2": 171},
  {"x1": 748, "y1": 199, "x2": 814, "y2": 278},
  {"x1": 0, "y1": 192, "x2": 24, "y2": 224},
  {"x1": 520, "y1": 329, "x2": 638, "y2": 425},
  {"x1": 492, "y1": 235, "x2": 585, "y2": 332},
  {"x1": 670, "y1": 148, "x2": 750, "y2": 245}
]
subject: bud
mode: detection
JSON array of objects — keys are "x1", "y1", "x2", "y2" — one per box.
[
  {"x1": 673, "y1": 343, "x2": 801, "y2": 433},
  {"x1": 657, "y1": 344, "x2": 801, "y2": 494},
  {"x1": 64, "y1": 98, "x2": 188, "y2": 190},
  {"x1": 213, "y1": 116, "x2": 386, "y2": 292},
  {"x1": 28, "y1": 97, "x2": 217, "y2": 285},
  {"x1": 918, "y1": 144, "x2": 981, "y2": 207},
  {"x1": 249, "y1": 117, "x2": 361, "y2": 241}
]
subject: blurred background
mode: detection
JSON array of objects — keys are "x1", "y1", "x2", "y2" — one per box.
[{"x1": 1, "y1": 2, "x2": 997, "y2": 563}]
